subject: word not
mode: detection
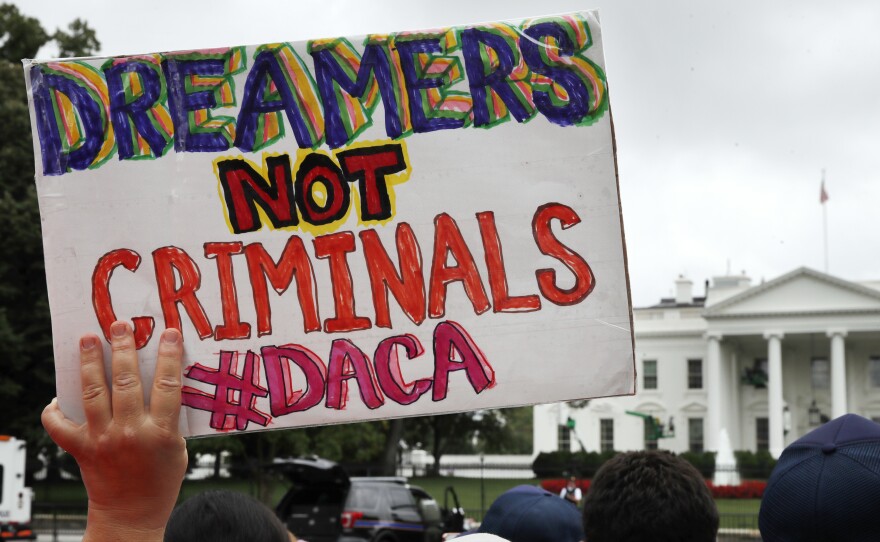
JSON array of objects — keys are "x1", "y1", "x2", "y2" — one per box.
[
  {"x1": 181, "y1": 320, "x2": 494, "y2": 431},
  {"x1": 30, "y1": 14, "x2": 607, "y2": 176},
  {"x1": 217, "y1": 141, "x2": 409, "y2": 233},
  {"x1": 91, "y1": 203, "x2": 594, "y2": 348}
]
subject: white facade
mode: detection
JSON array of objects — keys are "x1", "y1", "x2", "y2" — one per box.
[{"x1": 534, "y1": 268, "x2": 880, "y2": 458}]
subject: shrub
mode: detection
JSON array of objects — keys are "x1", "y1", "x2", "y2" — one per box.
[
  {"x1": 532, "y1": 450, "x2": 617, "y2": 478},
  {"x1": 734, "y1": 450, "x2": 777, "y2": 480},
  {"x1": 678, "y1": 451, "x2": 717, "y2": 478}
]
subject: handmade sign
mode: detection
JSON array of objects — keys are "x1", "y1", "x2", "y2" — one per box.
[{"x1": 25, "y1": 10, "x2": 634, "y2": 437}]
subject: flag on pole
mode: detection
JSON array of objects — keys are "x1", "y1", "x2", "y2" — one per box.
[{"x1": 820, "y1": 179, "x2": 829, "y2": 204}]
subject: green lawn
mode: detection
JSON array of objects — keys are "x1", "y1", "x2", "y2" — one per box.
[
  {"x1": 715, "y1": 498, "x2": 761, "y2": 515},
  {"x1": 408, "y1": 477, "x2": 535, "y2": 519},
  {"x1": 409, "y1": 477, "x2": 762, "y2": 520}
]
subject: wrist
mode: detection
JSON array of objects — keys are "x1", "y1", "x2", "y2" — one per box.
[{"x1": 84, "y1": 502, "x2": 168, "y2": 542}]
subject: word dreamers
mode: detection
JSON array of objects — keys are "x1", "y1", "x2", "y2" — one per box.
[
  {"x1": 30, "y1": 14, "x2": 607, "y2": 176},
  {"x1": 216, "y1": 141, "x2": 410, "y2": 234},
  {"x1": 181, "y1": 320, "x2": 494, "y2": 431},
  {"x1": 91, "y1": 203, "x2": 593, "y2": 349}
]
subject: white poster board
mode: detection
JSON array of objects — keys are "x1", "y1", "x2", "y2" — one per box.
[{"x1": 25, "y1": 10, "x2": 634, "y2": 437}]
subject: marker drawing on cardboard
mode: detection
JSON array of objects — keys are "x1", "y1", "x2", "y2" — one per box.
[{"x1": 24, "y1": 10, "x2": 635, "y2": 437}]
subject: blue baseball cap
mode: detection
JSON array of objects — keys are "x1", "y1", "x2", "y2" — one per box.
[
  {"x1": 478, "y1": 485, "x2": 583, "y2": 542},
  {"x1": 759, "y1": 414, "x2": 880, "y2": 541}
]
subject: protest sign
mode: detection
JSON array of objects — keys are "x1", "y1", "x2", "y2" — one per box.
[{"x1": 25, "y1": 10, "x2": 634, "y2": 437}]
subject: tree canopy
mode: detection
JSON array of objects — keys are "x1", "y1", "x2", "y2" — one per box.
[{"x1": 0, "y1": 4, "x2": 99, "y2": 468}]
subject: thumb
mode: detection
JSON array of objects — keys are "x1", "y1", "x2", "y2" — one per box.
[{"x1": 42, "y1": 398, "x2": 86, "y2": 454}]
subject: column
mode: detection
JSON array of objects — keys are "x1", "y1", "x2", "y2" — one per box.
[
  {"x1": 765, "y1": 331, "x2": 785, "y2": 458},
  {"x1": 828, "y1": 329, "x2": 848, "y2": 419},
  {"x1": 728, "y1": 351, "x2": 741, "y2": 447},
  {"x1": 706, "y1": 333, "x2": 723, "y2": 452}
]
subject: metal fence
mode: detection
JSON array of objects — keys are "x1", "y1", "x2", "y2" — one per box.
[
  {"x1": 32, "y1": 502, "x2": 87, "y2": 541},
  {"x1": 29, "y1": 457, "x2": 762, "y2": 540}
]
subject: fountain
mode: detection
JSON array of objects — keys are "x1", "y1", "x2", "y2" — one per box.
[{"x1": 713, "y1": 428, "x2": 741, "y2": 486}]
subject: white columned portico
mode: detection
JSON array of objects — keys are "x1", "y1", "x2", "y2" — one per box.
[
  {"x1": 764, "y1": 331, "x2": 785, "y2": 458},
  {"x1": 706, "y1": 333, "x2": 723, "y2": 452},
  {"x1": 828, "y1": 329, "x2": 848, "y2": 419}
]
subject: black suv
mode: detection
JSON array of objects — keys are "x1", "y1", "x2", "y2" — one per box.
[{"x1": 272, "y1": 457, "x2": 464, "y2": 542}]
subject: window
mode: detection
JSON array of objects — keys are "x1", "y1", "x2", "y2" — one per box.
[
  {"x1": 600, "y1": 419, "x2": 614, "y2": 452},
  {"x1": 870, "y1": 357, "x2": 880, "y2": 388},
  {"x1": 688, "y1": 359, "x2": 703, "y2": 389},
  {"x1": 811, "y1": 358, "x2": 830, "y2": 390},
  {"x1": 345, "y1": 486, "x2": 379, "y2": 509},
  {"x1": 644, "y1": 418, "x2": 658, "y2": 450},
  {"x1": 388, "y1": 487, "x2": 415, "y2": 509},
  {"x1": 643, "y1": 360, "x2": 658, "y2": 390},
  {"x1": 756, "y1": 417, "x2": 769, "y2": 452},
  {"x1": 688, "y1": 418, "x2": 704, "y2": 453},
  {"x1": 558, "y1": 425, "x2": 571, "y2": 452}
]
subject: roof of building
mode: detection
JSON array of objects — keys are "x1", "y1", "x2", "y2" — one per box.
[{"x1": 642, "y1": 296, "x2": 706, "y2": 309}]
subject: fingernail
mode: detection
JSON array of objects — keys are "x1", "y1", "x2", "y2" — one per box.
[
  {"x1": 162, "y1": 329, "x2": 181, "y2": 345},
  {"x1": 111, "y1": 322, "x2": 127, "y2": 338},
  {"x1": 81, "y1": 336, "x2": 98, "y2": 350}
]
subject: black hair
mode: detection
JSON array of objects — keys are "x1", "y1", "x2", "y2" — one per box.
[
  {"x1": 582, "y1": 451, "x2": 719, "y2": 542},
  {"x1": 164, "y1": 489, "x2": 289, "y2": 542}
]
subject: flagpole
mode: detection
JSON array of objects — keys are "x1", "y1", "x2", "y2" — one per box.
[{"x1": 822, "y1": 169, "x2": 828, "y2": 273}]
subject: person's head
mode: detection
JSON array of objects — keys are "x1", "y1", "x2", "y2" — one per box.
[
  {"x1": 566, "y1": 476, "x2": 577, "y2": 488},
  {"x1": 478, "y1": 485, "x2": 583, "y2": 542},
  {"x1": 164, "y1": 489, "x2": 290, "y2": 542},
  {"x1": 759, "y1": 414, "x2": 880, "y2": 542},
  {"x1": 582, "y1": 451, "x2": 718, "y2": 542}
]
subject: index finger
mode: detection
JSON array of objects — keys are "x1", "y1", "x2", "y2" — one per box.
[{"x1": 150, "y1": 328, "x2": 184, "y2": 431}]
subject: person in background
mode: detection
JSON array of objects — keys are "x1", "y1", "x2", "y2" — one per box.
[
  {"x1": 42, "y1": 322, "x2": 187, "y2": 542},
  {"x1": 759, "y1": 414, "x2": 880, "y2": 542},
  {"x1": 559, "y1": 475, "x2": 582, "y2": 507},
  {"x1": 164, "y1": 490, "x2": 291, "y2": 542},
  {"x1": 582, "y1": 451, "x2": 718, "y2": 542}
]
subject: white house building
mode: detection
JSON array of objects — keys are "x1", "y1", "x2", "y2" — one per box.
[{"x1": 534, "y1": 267, "x2": 880, "y2": 458}]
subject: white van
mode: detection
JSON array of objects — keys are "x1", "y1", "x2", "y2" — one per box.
[{"x1": 0, "y1": 436, "x2": 35, "y2": 540}]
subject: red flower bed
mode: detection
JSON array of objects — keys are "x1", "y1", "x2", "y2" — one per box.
[
  {"x1": 540, "y1": 479, "x2": 591, "y2": 494},
  {"x1": 706, "y1": 480, "x2": 766, "y2": 499},
  {"x1": 541, "y1": 478, "x2": 765, "y2": 499}
]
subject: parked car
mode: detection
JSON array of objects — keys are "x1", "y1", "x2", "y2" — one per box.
[{"x1": 272, "y1": 457, "x2": 463, "y2": 542}]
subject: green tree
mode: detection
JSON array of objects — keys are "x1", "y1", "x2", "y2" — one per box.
[
  {"x1": 54, "y1": 18, "x2": 100, "y2": 58},
  {"x1": 481, "y1": 406, "x2": 533, "y2": 455},
  {"x1": 225, "y1": 421, "x2": 389, "y2": 504},
  {"x1": 0, "y1": 4, "x2": 48, "y2": 60},
  {"x1": 404, "y1": 410, "x2": 505, "y2": 475},
  {"x1": 0, "y1": 4, "x2": 99, "y2": 477}
]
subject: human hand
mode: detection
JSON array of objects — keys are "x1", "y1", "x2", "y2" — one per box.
[{"x1": 42, "y1": 322, "x2": 188, "y2": 542}]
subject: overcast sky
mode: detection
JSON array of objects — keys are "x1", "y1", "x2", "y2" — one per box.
[{"x1": 17, "y1": 0, "x2": 880, "y2": 307}]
